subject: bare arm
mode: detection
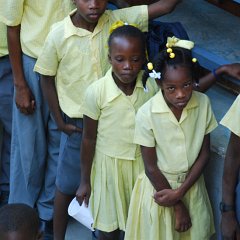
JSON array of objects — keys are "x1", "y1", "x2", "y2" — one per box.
[
  {"x1": 154, "y1": 134, "x2": 210, "y2": 205},
  {"x1": 108, "y1": 0, "x2": 130, "y2": 8},
  {"x1": 142, "y1": 145, "x2": 191, "y2": 232},
  {"x1": 40, "y1": 75, "x2": 81, "y2": 135},
  {"x1": 76, "y1": 116, "x2": 98, "y2": 206},
  {"x1": 148, "y1": 0, "x2": 181, "y2": 20},
  {"x1": 7, "y1": 25, "x2": 35, "y2": 114},
  {"x1": 221, "y1": 132, "x2": 240, "y2": 239},
  {"x1": 196, "y1": 63, "x2": 240, "y2": 92},
  {"x1": 141, "y1": 145, "x2": 171, "y2": 191}
]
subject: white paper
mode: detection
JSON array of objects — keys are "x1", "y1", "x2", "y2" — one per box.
[{"x1": 68, "y1": 197, "x2": 94, "y2": 231}]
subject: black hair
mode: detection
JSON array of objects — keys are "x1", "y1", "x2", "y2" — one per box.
[
  {"x1": 108, "y1": 25, "x2": 146, "y2": 55},
  {"x1": 0, "y1": 204, "x2": 39, "y2": 237},
  {"x1": 142, "y1": 47, "x2": 200, "y2": 88}
]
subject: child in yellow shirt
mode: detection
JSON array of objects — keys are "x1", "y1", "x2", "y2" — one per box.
[
  {"x1": 76, "y1": 24, "x2": 158, "y2": 240},
  {"x1": 125, "y1": 37, "x2": 218, "y2": 240}
]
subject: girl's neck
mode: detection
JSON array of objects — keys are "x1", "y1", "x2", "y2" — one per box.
[
  {"x1": 170, "y1": 108, "x2": 183, "y2": 122},
  {"x1": 112, "y1": 74, "x2": 136, "y2": 96},
  {"x1": 71, "y1": 13, "x2": 97, "y2": 32}
]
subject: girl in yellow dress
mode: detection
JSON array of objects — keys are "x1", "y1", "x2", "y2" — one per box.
[
  {"x1": 125, "y1": 37, "x2": 218, "y2": 240},
  {"x1": 76, "y1": 25, "x2": 158, "y2": 240}
]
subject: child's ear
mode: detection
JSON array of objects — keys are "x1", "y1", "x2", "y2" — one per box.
[{"x1": 36, "y1": 230, "x2": 44, "y2": 240}]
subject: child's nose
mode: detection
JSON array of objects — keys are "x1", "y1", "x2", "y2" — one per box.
[
  {"x1": 123, "y1": 61, "x2": 132, "y2": 70},
  {"x1": 176, "y1": 90, "x2": 186, "y2": 99}
]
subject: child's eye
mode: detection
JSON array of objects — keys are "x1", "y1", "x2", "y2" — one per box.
[
  {"x1": 132, "y1": 58, "x2": 140, "y2": 62},
  {"x1": 184, "y1": 82, "x2": 191, "y2": 88},
  {"x1": 167, "y1": 87, "x2": 175, "y2": 92},
  {"x1": 115, "y1": 58, "x2": 123, "y2": 62}
]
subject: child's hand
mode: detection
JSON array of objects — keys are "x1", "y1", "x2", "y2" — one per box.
[
  {"x1": 76, "y1": 182, "x2": 91, "y2": 207},
  {"x1": 59, "y1": 123, "x2": 82, "y2": 136},
  {"x1": 15, "y1": 84, "x2": 36, "y2": 115},
  {"x1": 154, "y1": 189, "x2": 181, "y2": 207},
  {"x1": 174, "y1": 201, "x2": 192, "y2": 232},
  {"x1": 221, "y1": 212, "x2": 240, "y2": 239},
  {"x1": 223, "y1": 63, "x2": 240, "y2": 80}
]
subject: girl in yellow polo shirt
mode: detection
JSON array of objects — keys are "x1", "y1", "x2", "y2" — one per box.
[
  {"x1": 125, "y1": 37, "x2": 218, "y2": 240},
  {"x1": 76, "y1": 25, "x2": 158, "y2": 239}
]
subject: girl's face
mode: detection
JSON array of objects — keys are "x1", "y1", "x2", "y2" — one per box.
[
  {"x1": 108, "y1": 36, "x2": 145, "y2": 86},
  {"x1": 160, "y1": 65, "x2": 193, "y2": 112},
  {"x1": 74, "y1": 0, "x2": 107, "y2": 25}
]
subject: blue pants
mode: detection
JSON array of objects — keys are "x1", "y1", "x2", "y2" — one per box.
[
  {"x1": 9, "y1": 54, "x2": 60, "y2": 220},
  {"x1": 0, "y1": 55, "x2": 13, "y2": 193},
  {"x1": 56, "y1": 117, "x2": 83, "y2": 195}
]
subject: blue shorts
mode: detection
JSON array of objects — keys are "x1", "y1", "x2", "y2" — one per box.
[{"x1": 56, "y1": 116, "x2": 83, "y2": 195}]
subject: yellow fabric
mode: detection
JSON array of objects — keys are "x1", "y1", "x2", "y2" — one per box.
[
  {"x1": 83, "y1": 68, "x2": 158, "y2": 160},
  {"x1": 34, "y1": 6, "x2": 148, "y2": 118},
  {"x1": 84, "y1": 69, "x2": 157, "y2": 232},
  {"x1": 167, "y1": 36, "x2": 194, "y2": 50},
  {"x1": 220, "y1": 94, "x2": 240, "y2": 137},
  {"x1": 134, "y1": 91, "x2": 217, "y2": 173},
  {"x1": 125, "y1": 91, "x2": 217, "y2": 240},
  {"x1": 90, "y1": 151, "x2": 144, "y2": 232},
  {"x1": 0, "y1": 0, "x2": 74, "y2": 58},
  {"x1": 0, "y1": 22, "x2": 8, "y2": 57}
]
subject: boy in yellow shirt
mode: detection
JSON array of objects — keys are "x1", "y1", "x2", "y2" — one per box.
[{"x1": 34, "y1": 1, "x2": 181, "y2": 239}]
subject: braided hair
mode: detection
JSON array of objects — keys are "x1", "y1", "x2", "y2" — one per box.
[{"x1": 142, "y1": 47, "x2": 200, "y2": 88}]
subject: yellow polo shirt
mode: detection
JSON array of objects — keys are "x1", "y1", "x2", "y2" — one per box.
[
  {"x1": 220, "y1": 95, "x2": 240, "y2": 137},
  {"x1": 0, "y1": 22, "x2": 8, "y2": 57},
  {"x1": 82, "y1": 69, "x2": 158, "y2": 160},
  {"x1": 134, "y1": 91, "x2": 218, "y2": 173},
  {"x1": 0, "y1": 0, "x2": 74, "y2": 58},
  {"x1": 34, "y1": 6, "x2": 148, "y2": 118}
]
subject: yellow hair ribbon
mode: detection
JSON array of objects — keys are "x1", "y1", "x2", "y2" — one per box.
[
  {"x1": 166, "y1": 36, "x2": 194, "y2": 50},
  {"x1": 109, "y1": 20, "x2": 138, "y2": 34}
]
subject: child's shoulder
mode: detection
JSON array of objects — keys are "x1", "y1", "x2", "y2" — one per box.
[{"x1": 193, "y1": 90, "x2": 210, "y2": 103}]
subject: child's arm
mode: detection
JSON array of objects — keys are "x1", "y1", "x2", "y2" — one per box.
[
  {"x1": 142, "y1": 145, "x2": 192, "y2": 232},
  {"x1": 109, "y1": 0, "x2": 130, "y2": 8},
  {"x1": 142, "y1": 145, "x2": 172, "y2": 192},
  {"x1": 148, "y1": 0, "x2": 181, "y2": 20},
  {"x1": 196, "y1": 63, "x2": 240, "y2": 92},
  {"x1": 221, "y1": 132, "x2": 240, "y2": 239},
  {"x1": 7, "y1": 26, "x2": 36, "y2": 115},
  {"x1": 76, "y1": 116, "x2": 98, "y2": 207},
  {"x1": 41, "y1": 75, "x2": 82, "y2": 135},
  {"x1": 154, "y1": 134, "x2": 210, "y2": 206}
]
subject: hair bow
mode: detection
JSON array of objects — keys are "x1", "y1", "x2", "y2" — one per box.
[
  {"x1": 166, "y1": 36, "x2": 194, "y2": 50},
  {"x1": 149, "y1": 70, "x2": 161, "y2": 79},
  {"x1": 109, "y1": 21, "x2": 138, "y2": 34}
]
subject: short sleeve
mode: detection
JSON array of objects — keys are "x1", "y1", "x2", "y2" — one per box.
[
  {"x1": 205, "y1": 97, "x2": 218, "y2": 135},
  {"x1": 34, "y1": 27, "x2": 59, "y2": 76},
  {"x1": 0, "y1": 0, "x2": 24, "y2": 26},
  {"x1": 111, "y1": 5, "x2": 149, "y2": 32},
  {"x1": 134, "y1": 107, "x2": 155, "y2": 147},
  {"x1": 82, "y1": 83, "x2": 101, "y2": 121},
  {"x1": 220, "y1": 95, "x2": 240, "y2": 137}
]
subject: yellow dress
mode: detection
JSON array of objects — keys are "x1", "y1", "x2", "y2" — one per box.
[
  {"x1": 125, "y1": 91, "x2": 218, "y2": 240},
  {"x1": 82, "y1": 69, "x2": 158, "y2": 232}
]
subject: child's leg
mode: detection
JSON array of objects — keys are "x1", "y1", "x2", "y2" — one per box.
[
  {"x1": 98, "y1": 229, "x2": 123, "y2": 240},
  {"x1": 54, "y1": 118, "x2": 83, "y2": 239},
  {"x1": 53, "y1": 188, "x2": 74, "y2": 240}
]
